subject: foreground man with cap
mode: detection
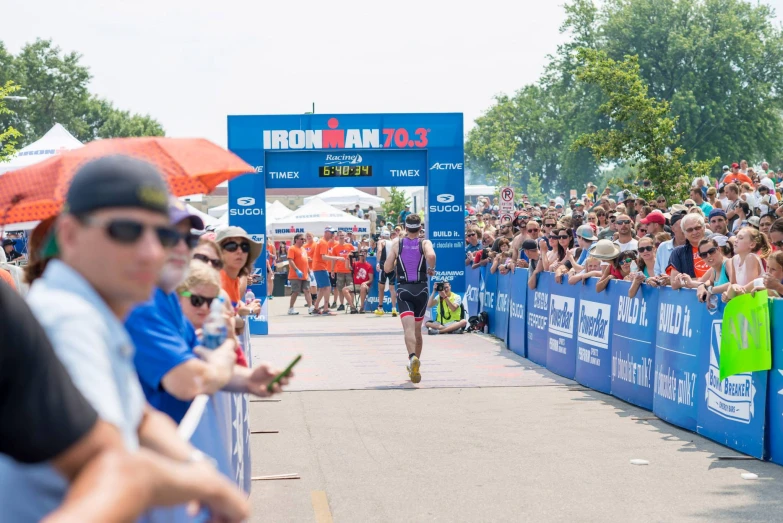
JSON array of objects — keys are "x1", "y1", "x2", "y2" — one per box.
[
  {"x1": 384, "y1": 214, "x2": 436, "y2": 383},
  {"x1": 0, "y1": 156, "x2": 248, "y2": 522}
]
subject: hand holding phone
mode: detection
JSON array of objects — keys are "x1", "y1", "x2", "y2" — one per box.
[{"x1": 266, "y1": 355, "x2": 302, "y2": 392}]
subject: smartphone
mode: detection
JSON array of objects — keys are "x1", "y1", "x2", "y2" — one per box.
[{"x1": 266, "y1": 355, "x2": 302, "y2": 392}]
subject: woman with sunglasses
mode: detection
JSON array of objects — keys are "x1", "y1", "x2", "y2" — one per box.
[
  {"x1": 193, "y1": 237, "x2": 225, "y2": 272},
  {"x1": 655, "y1": 196, "x2": 667, "y2": 211},
  {"x1": 674, "y1": 238, "x2": 734, "y2": 305},
  {"x1": 616, "y1": 250, "x2": 638, "y2": 281},
  {"x1": 216, "y1": 227, "x2": 263, "y2": 328},
  {"x1": 595, "y1": 209, "x2": 607, "y2": 229}
]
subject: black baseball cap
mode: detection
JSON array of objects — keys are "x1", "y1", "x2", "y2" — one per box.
[
  {"x1": 43, "y1": 155, "x2": 170, "y2": 258},
  {"x1": 64, "y1": 155, "x2": 169, "y2": 216},
  {"x1": 522, "y1": 239, "x2": 538, "y2": 250}
]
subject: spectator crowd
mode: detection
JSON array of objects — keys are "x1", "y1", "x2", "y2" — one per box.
[{"x1": 464, "y1": 162, "x2": 783, "y2": 305}]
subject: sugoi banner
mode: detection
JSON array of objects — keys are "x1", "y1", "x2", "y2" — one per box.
[
  {"x1": 494, "y1": 272, "x2": 512, "y2": 342},
  {"x1": 508, "y1": 269, "x2": 528, "y2": 357}
]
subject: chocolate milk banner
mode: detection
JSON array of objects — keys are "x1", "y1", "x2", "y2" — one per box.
[{"x1": 470, "y1": 267, "x2": 775, "y2": 460}]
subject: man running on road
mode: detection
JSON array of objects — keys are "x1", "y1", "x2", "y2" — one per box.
[{"x1": 384, "y1": 214, "x2": 436, "y2": 383}]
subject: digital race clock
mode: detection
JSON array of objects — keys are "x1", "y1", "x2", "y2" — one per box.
[{"x1": 318, "y1": 165, "x2": 373, "y2": 177}]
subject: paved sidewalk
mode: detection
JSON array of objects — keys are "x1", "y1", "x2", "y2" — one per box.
[{"x1": 247, "y1": 296, "x2": 783, "y2": 522}]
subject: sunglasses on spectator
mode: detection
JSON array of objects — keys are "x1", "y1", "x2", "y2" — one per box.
[
  {"x1": 684, "y1": 225, "x2": 703, "y2": 234},
  {"x1": 657, "y1": 199, "x2": 666, "y2": 203},
  {"x1": 616, "y1": 219, "x2": 632, "y2": 225},
  {"x1": 698, "y1": 247, "x2": 718, "y2": 258},
  {"x1": 685, "y1": 203, "x2": 694, "y2": 208},
  {"x1": 527, "y1": 228, "x2": 539, "y2": 233},
  {"x1": 222, "y1": 241, "x2": 250, "y2": 253},
  {"x1": 621, "y1": 257, "x2": 636, "y2": 264},
  {"x1": 79, "y1": 217, "x2": 181, "y2": 248},
  {"x1": 543, "y1": 222, "x2": 556, "y2": 227},
  {"x1": 179, "y1": 291, "x2": 216, "y2": 308},
  {"x1": 193, "y1": 253, "x2": 224, "y2": 270},
  {"x1": 466, "y1": 233, "x2": 477, "y2": 237},
  {"x1": 773, "y1": 240, "x2": 783, "y2": 248},
  {"x1": 556, "y1": 235, "x2": 569, "y2": 240},
  {"x1": 609, "y1": 217, "x2": 617, "y2": 222},
  {"x1": 638, "y1": 246, "x2": 654, "y2": 253}
]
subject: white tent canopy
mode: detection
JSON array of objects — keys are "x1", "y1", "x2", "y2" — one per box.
[
  {"x1": 0, "y1": 123, "x2": 83, "y2": 175},
  {"x1": 208, "y1": 202, "x2": 228, "y2": 217},
  {"x1": 267, "y1": 197, "x2": 370, "y2": 239},
  {"x1": 465, "y1": 185, "x2": 497, "y2": 197},
  {"x1": 303, "y1": 187, "x2": 384, "y2": 209},
  {"x1": 186, "y1": 204, "x2": 218, "y2": 227}
]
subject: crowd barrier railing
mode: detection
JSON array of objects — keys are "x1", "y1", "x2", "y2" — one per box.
[{"x1": 466, "y1": 265, "x2": 777, "y2": 461}]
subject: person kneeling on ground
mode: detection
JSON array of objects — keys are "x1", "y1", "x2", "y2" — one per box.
[{"x1": 425, "y1": 281, "x2": 467, "y2": 335}]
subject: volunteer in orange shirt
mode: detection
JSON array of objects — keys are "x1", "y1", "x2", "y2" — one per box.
[
  {"x1": 286, "y1": 233, "x2": 313, "y2": 315},
  {"x1": 311, "y1": 227, "x2": 346, "y2": 315},
  {"x1": 327, "y1": 234, "x2": 339, "y2": 308},
  {"x1": 303, "y1": 232, "x2": 317, "y2": 304},
  {"x1": 330, "y1": 231, "x2": 355, "y2": 312}
]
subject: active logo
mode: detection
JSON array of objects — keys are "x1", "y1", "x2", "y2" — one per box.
[
  {"x1": 263, "y1": 117, "x2": 430, "y2": 150},
  {"x1": 430, "y1": 162, "x2": 463, "y2": 171},
  {"x1": 237, "y1": 197, "x2": 255, "y2": 206},
  {"x1": 437, "y1": 194, "x2": 455, "y2": 203}
]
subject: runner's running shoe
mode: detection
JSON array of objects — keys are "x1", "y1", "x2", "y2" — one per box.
[
  {"x1": 408, "y1": 355, "x2": 421, "y2": 384},
  {"x1": 374, "y1": 308, "x2": 384, "y2": 316},
  {"x1": 391, "y1": 308, "x2": 398, "y2": 317}
]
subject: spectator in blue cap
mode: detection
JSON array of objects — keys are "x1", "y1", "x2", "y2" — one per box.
[{"x1": 708, "y1": 208, "x2": 732, "y2": 238}]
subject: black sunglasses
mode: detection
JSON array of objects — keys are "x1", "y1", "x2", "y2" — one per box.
[
  {"x1": 222, "y1": 241, "x2": 250, "y2": 253},
  {"x1": 180, "y1": 291, "x2": 215, "y2": 309},
  {"x1": 80, "y1": 217, "x2": 180, "y2": 248},
  {"x1": 527, "y1": 228, "x2": 539, "y2": 233},
  {"x1": 685, "y1": 203, "x2": 694, "y2": 208},
  {"x1": 698, "y1": 247, "x2": 718, "y2": 259},
  {"x1": 466, "y1": 233, "x2": 477, "y2": 237},
  {"x1": 193, "y1": 253, "x2": 224, "y2": 270},
  {"x1": 616, "y1": 219, "x2": 632, "y2": 225},
  {"x1": 638, "y1": 245, "x2": 654, "y2": 253},
  {"x1": 556, "y1": 235, "x2": 570, "y2": 240}
]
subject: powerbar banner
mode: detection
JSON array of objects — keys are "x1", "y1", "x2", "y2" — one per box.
[
  {"x1": 574, "y1": 278, "x2": 614, "y2": 393},
  {"x1": 719, "y1": 290, "x2": 772, "y2": 380},
  {"x1": 546, "y1": 274, "x2": 579, "y2": 380}
]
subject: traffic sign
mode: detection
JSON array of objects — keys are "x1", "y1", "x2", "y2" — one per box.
[
  {"x1": 500, "y1": 186, "x2": 515, "y2": 214},
  {"x1": 500, "y1": 213, "x2": 514, "y2": 224}
]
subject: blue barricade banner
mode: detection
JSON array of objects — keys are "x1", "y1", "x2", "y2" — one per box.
[
  {"x1": 608, "y1": 280, "x2": 657, "y2": 411},
  {"x1": 364, "y1": 256, "x2": 392, "y2": 312},
  {"x1": 767, "y1": 299, "x2": 783, "y2": 465},
  {"x1": 483, "y1": 267, "x2": 498, "y2": 333},
  {"x1": 546, "y1": 273, "x2": 578, "y2": 379},
  {"x1": 574, "y1": 278, "x2": 613, "y2": 393},
  {"x1": 526, "y1": 270, "x2": 549, "y2": 366},
  {"x1": 696, "y1": 301, "x2": 767, "y2": 458},
  {"x1": 508, "y1": 269, "x2": 528, "y2": 357},
  {"x1": 465, "y1": 266, "x2": 481, "y2": 318},
  {"x1": 478, "y1": 266, "x2": 487, "y2": 314},
  {"x1": 652, "y1": 288, "x2": 703, "y2": 432},
  {"x1": 494, "y1": 272, "x2": 512, "y2": 342}
]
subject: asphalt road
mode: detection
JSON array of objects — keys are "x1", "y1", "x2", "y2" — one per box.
[{"x1": 246, "y1": 296, "x2": 782, "y2": 522}]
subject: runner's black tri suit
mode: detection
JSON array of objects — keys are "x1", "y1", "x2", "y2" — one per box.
[{"x1": 395, "y1": 236, "x2": 429, "y2": 321}]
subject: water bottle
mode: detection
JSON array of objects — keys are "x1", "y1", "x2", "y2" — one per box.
[
  {"x1": 245, "y1": 289, "x2": 255, "y2": 304},
  {"x1": 201, "y1": 296, "x2": 227, "y2": 349}
]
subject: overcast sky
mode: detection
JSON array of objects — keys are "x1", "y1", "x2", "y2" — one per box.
[{"x1": 4, "y1": 0, "x2": 783, "y2": 147}]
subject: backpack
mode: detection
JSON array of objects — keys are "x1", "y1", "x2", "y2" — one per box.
[{"x1": 467, "y1": 311, "x2": 489, "y2": 333}]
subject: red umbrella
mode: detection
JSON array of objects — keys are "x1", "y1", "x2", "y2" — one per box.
[{"x1": 0, "y1": 137, "x2": 254, "y2": 225}]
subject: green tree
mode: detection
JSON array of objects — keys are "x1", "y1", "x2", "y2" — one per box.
[
  {"x1": 525, "y1": 174, "x2": 549, "y2": 205},
  {"x1": 381, "y1": 187, "x2": 411, "y2": 225},
  {"x1": 571, "y1": 48, "x2": 717, "y2": 202},
  {"x1": 0, "y1": 39, "x2": 164, "y2": 145},
  {"x1": 0, "y1": 81, "x2": 22, "y2": 164}
]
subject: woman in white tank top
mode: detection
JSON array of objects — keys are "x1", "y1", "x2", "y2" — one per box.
[{"x1": 731, "y1": 227, "x2": 766, "y2": 287}]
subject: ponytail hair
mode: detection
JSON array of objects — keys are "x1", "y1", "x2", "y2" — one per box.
[{"x1": 740, "y1": 226, "x2": 771, "y2": 259}]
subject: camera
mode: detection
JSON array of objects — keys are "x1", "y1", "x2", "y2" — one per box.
[
  {"x1": 434, "y1": 282, "x2": 445, "y2": 292},
  {"x1": 348, "y1": 251, "x2": 359, "y2": 259}
]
